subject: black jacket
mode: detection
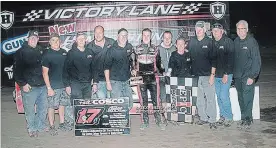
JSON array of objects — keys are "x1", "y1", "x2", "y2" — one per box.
[
  {"x1": 168, "y1": 50, "x2": 192, "y2": 77},
  {"x1": 233, "y1": 35, "x2": 261, "y2": 79},
  {"x1": 188, "y1": 36, "x2": 217, "y2": 76},
  {"x1": 13, "y1": 42, "x2": 46, "y2": 87},
  {"x1": 86, "y1": 37, "x2": 115, "y2": 83},
  {"x1": 104, "y1": 41, "x2": 134, "y2": 81},
  {"x1": 214, "y1": 35, "x2": 234, "y2": 78},
  {"x1": 63, "y1": 43, "x2": 94, "y2": 86}
]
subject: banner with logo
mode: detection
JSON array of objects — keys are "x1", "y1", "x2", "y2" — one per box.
[
  {"x1": 1, "y1": 1, "x2": 229, "y2": 87},
  {"x1": 73, "y1": 97, "x2": 130, "y2": 136}
]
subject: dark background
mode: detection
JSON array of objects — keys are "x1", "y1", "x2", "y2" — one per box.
[{"x1": 1, "y1": 1, "x2": 276, "y2": 46}]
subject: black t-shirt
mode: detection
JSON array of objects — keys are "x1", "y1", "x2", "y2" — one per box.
[
  {"x1": 168, "y1": 50, "x2": 192, "y2": 78},
  {"x1": 42, "y1": 48, "x2": 67, "y2": 89}
]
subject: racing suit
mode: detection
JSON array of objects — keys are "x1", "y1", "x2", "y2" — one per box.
[{"x1": 134, "y1": 43, "x2": 165, "y2": 124}]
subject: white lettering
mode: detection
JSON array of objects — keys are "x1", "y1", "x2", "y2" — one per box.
[
  {"x1": 85, "y1": 8, "x2": 101, "y2": 18},
  {"x1": 60, "y1": 9, "x2": 75, "y2": 19},
  {"x1": 75, "y1": 8, "x2": 88, "y2": 18},
  {"x1": 116, "y1": 6, "x2": 128, "y2": 15},
  {"x1": 140, "y1": 6, "x2": 154, "y2": 15},
  {"x1": 99, "y1": 7, "x2": 114, "y2": 16},
  {"x1": 129, "y1": 6, "x2": 139, "y2": 15},
  {"x1": 154, "y1": 5, "x2": 172, "y2": 15},
  {"x1": 45, "y1": 9, "x2": 59, "y2": 19},
  {"x1": 169, "y1": 4, "x2": 183, "y2": 14}
]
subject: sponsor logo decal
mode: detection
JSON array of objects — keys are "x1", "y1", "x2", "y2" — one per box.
[
  {"x1": 4, "y1": 65, "x2": 13, "y2": 79},
  {"x1": 0, "y1": 34, "x2": 28, "y2": 55},
  {"x1": 0, "y1": 11, "x2": 14, "y2": 29},
  {"x1": 210, "y1": 2, "x2": 226, "y2": 20}
]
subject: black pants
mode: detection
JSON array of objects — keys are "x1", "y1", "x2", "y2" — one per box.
[
  {"x1": 139, "y1": 83, "x2": 161, "y2": 124},
  {"x1": 234, "y1": 78, "x2": 255, "y2": 121},
  {"x1": 70, "y1": 81, "x2": 92, "y2": 105}
]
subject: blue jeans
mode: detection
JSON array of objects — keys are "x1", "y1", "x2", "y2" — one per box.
[
  {"x1": 215, "y1": 74, "x2": 233, "y2": 120},
  {"x1": 21, "y1": 86, "x2": 48, "y2": 133},
  {"x1": 95, "y1": 81, "x2": 110, "y2": 99},
  {"x1": 110, "y1": 80, "x2": 133, "y2": 108}
]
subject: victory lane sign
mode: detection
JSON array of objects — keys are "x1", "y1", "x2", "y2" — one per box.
[{"x1": 73, "y1": 97, "x2": 130, "y2": 136}]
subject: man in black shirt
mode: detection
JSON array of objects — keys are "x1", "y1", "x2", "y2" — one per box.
[
  {"x1": 211, "y1": 23, "x2": 234, "y2": 127},
  {"x1": 14, "y1": 30, "x2": 48, "y2": 137},
  {"x1": 42, "y1": 33, "x2": 72, "y2": 136},
  {"x1": 86, "y1": 25, "x2": 115, "y2": 98},
  {"x1": 233, "y1": 20, "x2": 261, "y2": 128},
  {"x1": 63, "y1": 32, "x2": 94, "y2": 103},
  {"x1": 188, "y1": 21, "x2": 217, "y2": 129},
  {"x1": 104, "y1": 28, "x2": 135, "y2": 108},
  {"x1": 167, "y1": 37, "x2": 191, "y2": 77}
]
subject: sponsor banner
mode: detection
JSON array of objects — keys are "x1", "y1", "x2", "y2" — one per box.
[
  {"x1": 0, "y1": 34, "x2": 28, "y2": 55},
  {"x1": 22, "y1": 3, "x2": 206, "y2": 22},
  {"x1": 74, "y1": 97, "x2": 130, "y2": 136},
  {"x1": 1, "y1": 11, "x2": 14, "y2": 29}
]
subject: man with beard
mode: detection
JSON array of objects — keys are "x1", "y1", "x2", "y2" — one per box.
[
  {"x1": 87, "y1": 25, "x2": 115, "y2": 98},
  {"x1": 14, "y1": 30, "x2": 48, "y2": 137},
  {"x1": 104, "y1": 28, "x2": 135, "y2": 109},
  {"x1": 42, "y1": 33, "x2": 72, "y2": 136},
  {"x1": 134, "y1": 28, "x2": 165, "y2": 130}
]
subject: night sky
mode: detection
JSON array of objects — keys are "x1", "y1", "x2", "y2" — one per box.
[{"x1": 1, "y1": 1, "x2": 276, "y2": 46}]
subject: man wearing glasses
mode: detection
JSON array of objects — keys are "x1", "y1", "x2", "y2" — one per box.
[{"x1": 233, "y1": 20, "x2": 261, "y2": 129}]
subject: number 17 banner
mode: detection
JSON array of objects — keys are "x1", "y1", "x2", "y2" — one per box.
[{"x1": 73, "y1": 97, "x2": 130, "y2": 136}]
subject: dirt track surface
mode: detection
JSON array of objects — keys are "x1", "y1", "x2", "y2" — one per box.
[{"x1": 1, "y1": 47, "x2": 276, "y2": 148}]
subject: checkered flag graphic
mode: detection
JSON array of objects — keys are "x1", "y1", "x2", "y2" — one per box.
[
  {"x1": 22, "y1": 10, "x2": 44, "y2": 22},
  {"x1": 182, "y1": 3, "x2": 202, "y2": 14}
]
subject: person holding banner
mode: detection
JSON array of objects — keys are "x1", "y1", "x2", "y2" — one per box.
[
  {"x1": 167, "y1": 37, "x2": 191, "y2": 78},
  {"x1": 14, "y1": 30, "x2": 48, "y2": 137},
  {"x1": 211, "y1": 23, "x2": 235, "y2": 127},
  {"x1": 134, "y1": 28, "x2": 166, "y2": 130},
  {"x1": 87, "y1": 25, "x2": 115, "y2": 98},
  {"x1": 63, "y1": 32, "x2": 94, "y2": 104},
  {"x1": 42, "y1": 33, "x2": 72, "y2": 136},
  {"x1": 104, "y1": 28, "x2": 135, "y2": 109},
  {"x1": 188, "y1": 21, "x2": 217, "y2": 129}
]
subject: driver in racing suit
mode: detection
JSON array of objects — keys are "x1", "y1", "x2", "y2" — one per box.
[{"x1": 134, "y1": 28, "x2": 165, "y2": 130}]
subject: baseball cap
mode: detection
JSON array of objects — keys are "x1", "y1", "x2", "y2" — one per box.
[
  {"x1": 195, "y1": 21, "x2": 205, "y2": 28},
  {"x1": 118, "y1": 28, "x2": 128, "y2": 34},
  {"x1": 212, "y1": 23, "x2": 223, "y2": 29},
  {"x1": 49, "y1": 33, "x2": 60, "y2": 39},
  {"x1": 28, "y1": 30, "x2": 39, "y2": 38}
]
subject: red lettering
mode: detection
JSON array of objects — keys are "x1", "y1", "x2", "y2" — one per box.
[
  {"x1": 76, "y1": 108, "x2": 103, "y2": 124},
  {"x1": 59, "y1": 26, "x2": 65, "y2": 35}
]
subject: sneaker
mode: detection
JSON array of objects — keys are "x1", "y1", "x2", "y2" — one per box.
[
  {"x1": 223, "y1": 120, "x2": 234, "y2": 127},
  {"x1": 244, "y1": 119, "x2": 252, "y2": 129},
  {"x1": 209, "y1": 123, "x2": 217, "y2": 129},
  {"x1": 140, "y1": 123, "x2": 149, "y2": 130},
  {"x1": 28, "y1": 131, "x2": 38, "y2": 138},
  {"x1": 237, "y1": 120, "x2": 246, "y2": 129},
  {"x1": 49, "y1": 126, "x2": 58, "y2": 136},
  {"x1": 216, "y1": 116, "x2": 225, "y2": 126},
  {"x1": 157, "y1": 123, "x2": 166, "y2": 131},
  {"x1": 196, "y1": 120, "x2": 208, "y2": 125},
  {"x1": 58, "y1": 123, "x2": 72, "y2": 131}
]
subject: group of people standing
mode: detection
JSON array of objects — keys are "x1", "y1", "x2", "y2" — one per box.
[{"x1": 13, "y1": 19, "x2": 261, "y2": 137}]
